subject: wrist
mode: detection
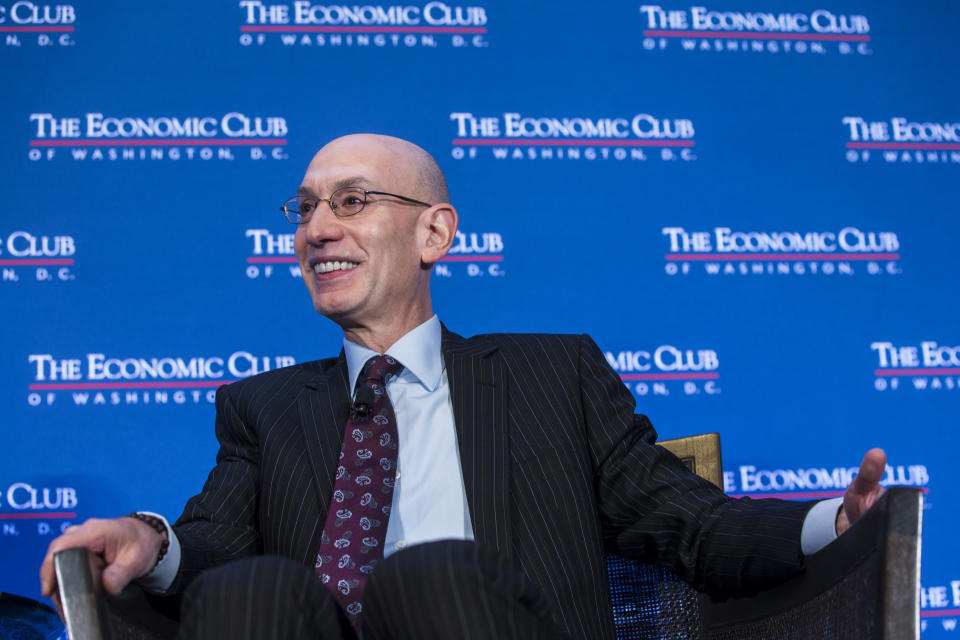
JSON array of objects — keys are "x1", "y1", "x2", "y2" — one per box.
[{"x1": 127, "y1": 512, "x2": 169, "y2": 571}]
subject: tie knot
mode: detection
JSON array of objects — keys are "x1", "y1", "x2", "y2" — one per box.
[{"x1": 361, "y1": 354, "x2": 404, "y2": 385}]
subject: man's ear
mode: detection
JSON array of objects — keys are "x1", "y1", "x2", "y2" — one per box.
[{"x1": 420, "y1": 203, "x2": 458, "y2": 266}]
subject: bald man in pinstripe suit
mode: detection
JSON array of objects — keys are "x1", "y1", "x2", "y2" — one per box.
[{"x1": 42, "y1": 134, "x2": 887, "y2": 639}]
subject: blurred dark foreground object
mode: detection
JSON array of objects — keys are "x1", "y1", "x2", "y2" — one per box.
[{"x1": 0, "y1": 592, "x2": 66, "y2": 640}]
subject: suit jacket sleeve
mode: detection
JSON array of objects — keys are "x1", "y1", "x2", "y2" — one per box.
[
  {"x1": 576, "y1": 334, "x2": 814, "y2": 597},
  {"x1": 170, "y1": 382, "x2": 263, "y2": 591}
]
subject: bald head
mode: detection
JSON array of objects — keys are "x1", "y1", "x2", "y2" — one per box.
[{"x1": 313, "y1": 134, "x2": 449, "y2": 205}]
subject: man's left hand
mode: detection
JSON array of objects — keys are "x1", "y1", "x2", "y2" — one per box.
[{"x1": 836, "y1": 448, "x2": 887, "y2": 535}]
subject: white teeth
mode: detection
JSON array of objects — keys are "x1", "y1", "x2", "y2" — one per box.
[{"x1": 314, "y1": 261, "x2": 358, "y2": 274}]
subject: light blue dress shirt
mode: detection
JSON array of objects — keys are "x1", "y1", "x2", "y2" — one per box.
[{"x1": 343, "y1": 315, "x2": 474, "y2": 556}]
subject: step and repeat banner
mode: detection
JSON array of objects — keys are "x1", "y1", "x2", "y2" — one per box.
[{"x1": 2, "y1": 1, "x2": 958, "y2": 635}]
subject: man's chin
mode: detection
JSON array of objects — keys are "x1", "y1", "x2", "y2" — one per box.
[{"x1": 311, "y1": 298, "x2": 357, "y2": 325}]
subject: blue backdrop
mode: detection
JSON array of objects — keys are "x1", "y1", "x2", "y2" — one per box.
[{"x1": 2, "y1": 1, "x2": 958, "y2": 635}]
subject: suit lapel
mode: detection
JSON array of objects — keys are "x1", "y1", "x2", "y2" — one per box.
[
  {"x1": 442, "y1": 327, "x2": 512, "y2": 554},
  {"x1": 297, "y1": 355, "x2": 351, "y2": 521}
]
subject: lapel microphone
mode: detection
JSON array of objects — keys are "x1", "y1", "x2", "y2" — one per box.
[{"x1": 352, "y1": 386, "x2": 376, "y2": 420}]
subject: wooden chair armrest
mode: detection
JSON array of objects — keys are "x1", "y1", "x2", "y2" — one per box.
[{"x1": 54, "y1": 546, "x2": 106, "y2": 640}]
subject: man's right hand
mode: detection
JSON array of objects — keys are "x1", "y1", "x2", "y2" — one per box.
[{"x1": 39, "y1": 516, "x2": 164, "y2": 613}]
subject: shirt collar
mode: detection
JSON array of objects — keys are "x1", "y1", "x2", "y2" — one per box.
[{"x1": 343, "y1": 315, "x2": 443, "y2": 392}]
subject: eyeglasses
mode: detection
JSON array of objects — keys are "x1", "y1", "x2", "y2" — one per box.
[{"x1": 281, "y1": 187, "x2": 432, "y2": 224}]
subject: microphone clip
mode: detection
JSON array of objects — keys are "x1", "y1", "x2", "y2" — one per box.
[{"x1": 351, "y1": 386, "x2": 376, "y2": 421}]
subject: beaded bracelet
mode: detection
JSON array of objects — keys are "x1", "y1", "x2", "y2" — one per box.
[{"x1": 128, "y1": 512, "x2": 170, "y2": 570}]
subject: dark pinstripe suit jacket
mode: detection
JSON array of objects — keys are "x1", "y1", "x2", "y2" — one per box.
[{"x1": 173, "y1": 329, "x2": 814, "y2": 639}]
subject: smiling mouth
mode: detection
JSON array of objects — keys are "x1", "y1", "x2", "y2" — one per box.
[{"x1": 314, "y1": 260, "x2": 359, "y2": 274}]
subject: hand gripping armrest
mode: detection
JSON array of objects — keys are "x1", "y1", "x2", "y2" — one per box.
[{"x1": 54, "y1": 547, "x2": 179, "y2": 640}]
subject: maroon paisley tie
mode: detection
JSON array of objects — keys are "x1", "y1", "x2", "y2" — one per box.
[{"x1": 315, "y1": 354, "x2": 403, "y2": 632}]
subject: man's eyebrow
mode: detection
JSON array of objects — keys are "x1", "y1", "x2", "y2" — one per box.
[
  {"x1": 297, "y1": 176, "x2": 374, "y2": 198},
  {"x1": 331, "y1": 176, "x2": 374, "y2": 192}
]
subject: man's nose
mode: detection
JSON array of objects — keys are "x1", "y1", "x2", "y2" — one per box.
[{"x1": 301, "y1": 201, "x2": 345, "y2": 244}]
